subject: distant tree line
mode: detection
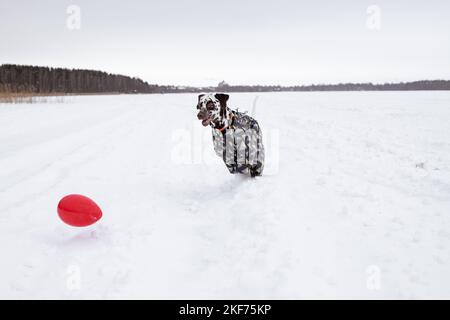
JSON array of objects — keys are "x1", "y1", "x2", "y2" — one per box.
[
  {"x1": 1, "y1": 64, "x2": 450, "y2": 95},
  {"x1": 0, "y1": 64, "x2": 164, "y2": 94},
  {"x1": 208, "y1": 80, "x2": 450, "y2": 92},
  {"x1": 158, "y1": 80, "x2": 450, "y2": 93}
]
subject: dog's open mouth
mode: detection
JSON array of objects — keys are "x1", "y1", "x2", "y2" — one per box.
[{"x1": 201, "y1": 117, "x2": 212, "y2": 126}]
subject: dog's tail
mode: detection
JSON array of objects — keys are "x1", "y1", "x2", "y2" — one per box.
[{"x1": 251, "y1": 95, "x2": 259, "y2": 117}]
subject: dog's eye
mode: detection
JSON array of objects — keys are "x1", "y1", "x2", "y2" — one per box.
[{"x1": 206, "y1": 102, "x2": 215, "y2": 110}]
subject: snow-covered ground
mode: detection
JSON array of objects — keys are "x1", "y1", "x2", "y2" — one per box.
[{"x1": 1, "y1": 91, "x2": 450, "y2": 299}]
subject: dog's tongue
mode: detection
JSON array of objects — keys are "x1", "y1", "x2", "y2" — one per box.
[{"x1": 202, "y1": 118, "x2": 211, "y2": 126}]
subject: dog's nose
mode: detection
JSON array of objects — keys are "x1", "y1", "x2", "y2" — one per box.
[{"x1": 197, "y1": 111, "x2": 205, "y2": 120}]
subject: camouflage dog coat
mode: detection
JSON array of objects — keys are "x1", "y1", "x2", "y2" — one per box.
[{"x1": 211, "y1": 110, "x2": 265, "y2": 177}]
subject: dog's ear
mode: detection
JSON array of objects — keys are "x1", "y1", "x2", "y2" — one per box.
[
  {"x1": 215, "y1": 93, "x2": 229, "y2": 106},
  {"x1": 215, "y1": 93, "x2": 229, "y2": 119},
  {"x1": 196, "y1": 94, "x2": 205, "y2": 109}
]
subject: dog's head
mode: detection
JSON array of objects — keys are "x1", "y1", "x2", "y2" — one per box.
[{"x1": 196, "y1": 93, "x2": 229, "y2": 128}]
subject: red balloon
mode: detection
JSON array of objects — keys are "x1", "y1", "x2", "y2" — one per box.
[{"x1": 57, "y1": 194, "x2": 103, "y2": 227}]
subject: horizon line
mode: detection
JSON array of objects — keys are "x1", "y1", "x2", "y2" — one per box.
[{"x1": 2, "y1": 63, "x2": 450, "y2": 89}]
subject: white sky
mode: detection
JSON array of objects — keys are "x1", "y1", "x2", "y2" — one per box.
[{"x1": 1, "y1": 0, "x2": 450, "y2": 86}]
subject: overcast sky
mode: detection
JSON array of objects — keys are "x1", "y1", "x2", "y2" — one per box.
[{"x1": 1, "y1": 0, "x2": 450, "y2": 86}]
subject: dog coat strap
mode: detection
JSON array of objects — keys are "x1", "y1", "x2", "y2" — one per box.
[{"x1": 221, "y1": 130, "x2": 227, "y2": 164}]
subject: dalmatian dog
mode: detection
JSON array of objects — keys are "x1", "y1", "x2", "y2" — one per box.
[{"x1": 196, "y1": 93, "x2": 264, "y2": 177}]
